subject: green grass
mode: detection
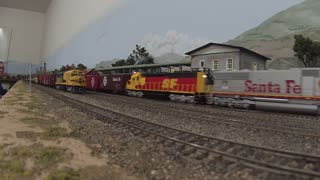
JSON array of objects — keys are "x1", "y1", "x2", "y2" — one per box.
[
  {"x1": 19, "y1": 117, "x2": 69, "y2": 140},
  {"x1": 37, "y1": 147, "x2": 62, "y2": 164},
  {"x1": 20, "y1": 117, "x2": 56, "y2": 127},
  {"x1": 42, "y1": 126, "x2": 69, "y2": 140},
  {"x1": 0, "y1": 159, "x2": 27, "y2": 180},
  {"x1": 0, "y1": 160, "x2": 24, "y2": 173}
]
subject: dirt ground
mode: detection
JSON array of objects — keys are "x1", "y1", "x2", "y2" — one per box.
[{"x1": 0, "y1": 81, "x2": 141, "y2": 180}]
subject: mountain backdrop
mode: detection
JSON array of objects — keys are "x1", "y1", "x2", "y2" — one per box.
[{"x1": 228, "y1": 0, "x2": 320, "y2": 60}]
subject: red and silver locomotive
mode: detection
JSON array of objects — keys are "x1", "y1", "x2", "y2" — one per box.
[{"x1": 212, "y1": 68, "x2": 320, "y2": 114}]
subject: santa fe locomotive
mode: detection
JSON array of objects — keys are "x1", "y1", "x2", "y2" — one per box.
[{"x1": 211, "y1": 68, "x2": 320, "y2": 115}]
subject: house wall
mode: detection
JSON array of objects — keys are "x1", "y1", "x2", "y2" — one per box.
[
  {"x1": 0, "y1": 7, "x2": 45, "y2": 64},
  {"x1": 191, "y1": 51, "x2": 240, "y2": 71},
  {"x1": 42, "y1": 0, "x2": 123, "y2": 69},
  {"x1": 240, "y1": 51, "x2": 266, "y2": 70}
]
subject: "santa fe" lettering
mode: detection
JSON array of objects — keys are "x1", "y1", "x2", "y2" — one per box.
[{"x1": 245, "y1": 80, "x2": 301, "y2": 94}]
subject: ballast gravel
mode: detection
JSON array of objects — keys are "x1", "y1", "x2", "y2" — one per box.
[{"x1": 34, "y1": 87, "x2": 263, "y2": 180}]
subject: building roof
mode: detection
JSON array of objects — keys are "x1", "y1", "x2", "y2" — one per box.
[
  {"x1": 96, "y1": 61, "x2": 191, "y2": 71},
  {"x1": 185, "y1": 42, "x2": 271, "y2": 60}
]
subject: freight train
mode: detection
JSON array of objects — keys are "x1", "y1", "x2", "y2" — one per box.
[{"x1": 35, "y1": 66, "x2": 320, "y2": 115}]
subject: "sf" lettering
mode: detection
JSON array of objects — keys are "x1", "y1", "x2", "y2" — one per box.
[{"x1": 162, "y1": 79, "x2": 178, "y2": 89}]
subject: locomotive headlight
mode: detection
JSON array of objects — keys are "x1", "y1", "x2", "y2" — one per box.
[{"x1": 202, "y1": 75, "x2": 207, "y2": 78}]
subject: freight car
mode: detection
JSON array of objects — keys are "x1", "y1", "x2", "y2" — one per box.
[
  {"x1": 86, "y1": 73, "x2": 132, "y2": 94},
  {"x1": 211, "y1": 68, "x2": 320, "y2": 114},
  {"x1": 40, "y1": 72, "x2": 56, "y2": 87}
]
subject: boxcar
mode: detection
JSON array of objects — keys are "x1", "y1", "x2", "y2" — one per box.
[
  {"x1": 48, "y1": 73, "x2": 56, "y2": 87},
  {"x1": 86, "y1": 75, "x2": 101, "y2": 91},
  {"x1": 100, "y1": 74, "x2": 131, "y2": 94}
]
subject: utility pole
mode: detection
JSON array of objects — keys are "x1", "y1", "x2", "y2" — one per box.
[
  {"x1": 6, "y1": 27, "x2": 12, "y2": 74},
  {"x1": 29, "y1": 63, "x2": 32, "y2": 92}
]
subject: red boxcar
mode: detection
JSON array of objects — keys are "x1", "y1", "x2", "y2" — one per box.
[
  {"x1": 38, "y1": 73, "x2": 56, "y2": 87},
  {"x1": 44, "y1": 74, "x2": 49, "y2": 85},
  {"x1": 100, "y1": 74, "x2": 131, "y2": 93},
  {"x1": 86, "y1": 75, "x2": 101, "y2": 91},
  {"x1": 47, "y1": 73, "x2": 56, "y2": 87}
]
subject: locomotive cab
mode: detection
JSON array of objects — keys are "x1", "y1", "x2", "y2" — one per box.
[
  {"x1": 126, "y1": 72, "x2": 145, "y2": 97},
  {"x1": 126, "y1": 72, "x2": 145, "y2": 90}
]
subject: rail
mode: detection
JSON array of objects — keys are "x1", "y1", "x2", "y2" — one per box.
[{"x1": 35, "y1": 85, "x2": 320, "y2": 179}]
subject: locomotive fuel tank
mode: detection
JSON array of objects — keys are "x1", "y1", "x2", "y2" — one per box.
[{"x1": 255, "y1": 101, "x2": 319, "y2": 115}]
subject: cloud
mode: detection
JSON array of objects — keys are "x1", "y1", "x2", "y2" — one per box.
[{"x1": 140, "y1": 31, "x2": 210, "y2": 56}]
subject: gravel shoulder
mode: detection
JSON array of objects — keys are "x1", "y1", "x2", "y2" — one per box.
[
  {"x1": 0, "y1": 81, "x2": 140, "y2": 180},
  {"x1": 68, "y1": 92, "x2": 320, "y2": 155},
  {"x1": 30, "y1": 84, "x2": 262, "y2": 179}
]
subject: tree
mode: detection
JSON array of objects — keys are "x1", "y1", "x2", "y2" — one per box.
[
  {"x1": 76, "y1": 63, "x2": 87, "y2": 70},
  {"x1": 60, "y1": 65, "x2": 68, "y2": 72},
  {"x1": 112, "y1": 59, "x2": 127, "y2": 67},
  {"x1": 111, "y1": 45, "x2": 154, "y2": 67},
  {"x1": 293, "y1": 34, "x2": 320, "y2": 67},
  {"x1": 126, "y1": 55, "x2": 136, "y2": 65},
  {"x1": 129, "y1": 45, "x2": 154, "y2": 65}
]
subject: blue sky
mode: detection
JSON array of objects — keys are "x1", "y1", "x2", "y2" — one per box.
[{"x1": 48, "y1": 0, "x2": 303, "y2": 69}]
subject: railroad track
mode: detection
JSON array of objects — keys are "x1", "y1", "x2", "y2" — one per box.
[
  {"x1": 36, "y1": 85, "x2": 320, "y2": 179},
  {"x1": 87, "y1": 91, "x2": 320, "y2": 122},
  {"x1": 87, "y1": 92, "x2": 320, "y2": 138}
]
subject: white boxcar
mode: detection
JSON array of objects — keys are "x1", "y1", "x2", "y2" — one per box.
[{"x1": 211, "y1": 68, "x2": 320, "y2": 114}]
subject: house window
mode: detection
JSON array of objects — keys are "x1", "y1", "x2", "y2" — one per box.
[
  {"x1": 260, "y1": 65, "x2": 264, "y2": 70},
  {"x1": 226, "y1": 58, "x2": 233, "y2": 71},
  {"x1": 213, "y1": 60, "x2": 219, "y2": 71},
  {"x1": 253, "y1": 63, "x2": 257, "y2": 71},
  {"x1": 199, "y1": 60, "x2": 205, "y2": 68}
]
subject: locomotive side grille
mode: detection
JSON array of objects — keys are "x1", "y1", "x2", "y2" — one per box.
[
  {"x1": 302, "y1": 70, "x2": 319, "y2": 77},
  {"x1": 215, "y1": 72, "x2": 249, "y2": 80}
]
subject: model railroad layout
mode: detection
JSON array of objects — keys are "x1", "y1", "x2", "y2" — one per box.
[{"x1": 34, "y1": 83, "x2": 320, "y2": 179}]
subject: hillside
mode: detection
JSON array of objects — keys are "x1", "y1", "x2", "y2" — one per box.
[{"x1": 229, "y1": 0, "x2": 320, "y2": 59}]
